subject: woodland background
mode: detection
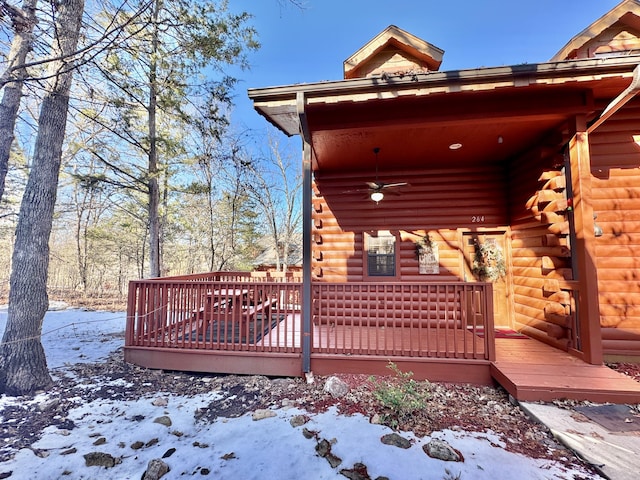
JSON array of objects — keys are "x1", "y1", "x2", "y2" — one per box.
[{"x1": 0, "y1": 0, "x2": 303, "y2": 305}]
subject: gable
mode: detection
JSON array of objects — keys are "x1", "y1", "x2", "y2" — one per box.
[
  {"x1": 343, "y1": 25, "x2": 444, "y2": 79},
  {"x1": 552, "y1": 0, "x2": 640, "y2": 60}
]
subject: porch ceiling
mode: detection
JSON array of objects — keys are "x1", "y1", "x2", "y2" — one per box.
[{"x1": 305, "y1": 87, "x2": 590, "y2": 171}]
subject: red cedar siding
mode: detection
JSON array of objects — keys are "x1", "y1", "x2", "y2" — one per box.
[
  {"x1": 312, "y1": 166, "x2": 508, "y2": 283},
  {"x1": 590, "y1": 98, "x2": 640, "y2": 356}
]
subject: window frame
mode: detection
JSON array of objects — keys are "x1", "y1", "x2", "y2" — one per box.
[{"x1": 363, "y1": 230, "x2": 400, "y2": 280}]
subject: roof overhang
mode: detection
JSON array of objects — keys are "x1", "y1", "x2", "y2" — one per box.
[{"x1": 248, "y1": 55, "x2": 640, "y2": 172}]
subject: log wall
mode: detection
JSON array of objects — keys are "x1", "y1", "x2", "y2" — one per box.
[
  {"x1": 508, "y1": 147, "x2": 575, "y2": 351},
  {"x1": 312, "y1": 166, "x2": 509, "y2": 283},
  {"x1": 590, "y1": 98, "x2": 640, "y2": 357}
]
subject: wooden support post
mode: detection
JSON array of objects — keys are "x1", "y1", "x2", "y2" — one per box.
[
  {"x1": 298, "y1": 91, "x2": 313, "y2": 374},
  {"x1": 567, "y1": 115, "x2": 602, "y2": 364}
]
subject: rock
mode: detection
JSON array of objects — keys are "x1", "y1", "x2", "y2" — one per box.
[
  {"x1": 153, "y1": 416, "x2": 172, "y2": 427},
  {"x1": 83, "y1": 451, "x2": 119, "y2": 468},
  {"x1": 152, "y1": 397, "x2": 169, "y2": 407},
  {"x1": 380, "y1": 433, "x2": 411, "y2": 449},
  {"x1": 302, "y1": 427, "x2": 316, "y2": 439},
  {"x1": 315, "y1": 438, "x2": 342, "y2": 468},
  {"x1": 92, "y1": 437, "x2": 106, "y2": 446},
  {"x1": 60, "y1": 447, "x2": 77, "y2": 455},
  {"x1": 326, "y1": 452, "x2": 342, "y2": 468},
  {"x1": 131, "y1": 441, "x2": 144, "y2": 450},
  {"x1": 252, "y1": 409, "x2": 276, "y2": 421},
  {"x1": 142, "y1": 458, "x2": 170, "y2": 480},
  {"x1": 423, "y1": 439, "x2": 463, "y2": 462},
  {"x1": 315, "y1": 439, "x2": 331, "y2": 457},
  {"x1": 162, "y1": 448, "x2": 176, "y2": 458},
  {"x1": 370, "y1": 414, "x2": 382, "y2": 425},
  {"x1": 146, "y1": 438, "x2": 159, "y2": 447},
  {"x1": 37, "y1": 398, "x2": 60, "y2": 412},
  {"x1": 324, "y1": 376, "x2": 349, "y2": 398},
  {"x1": 289, "y1": 415, "x2": 309, "y2": 428},
  {"x1": 340, "y1": 462, "x2": 371, "y2": 480}
]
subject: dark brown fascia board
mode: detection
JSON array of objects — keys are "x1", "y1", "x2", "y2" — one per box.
[{"x1": 248, "y1": 55, "x2": 640, "y2": 135}]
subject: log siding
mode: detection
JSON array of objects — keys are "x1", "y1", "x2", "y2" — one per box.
[
  {"x1": 590, "y1": 98, "x2": 640, "y2": 357},
  {"x1": 312, "y1": 165, "x2": 509, "y2": 283}
]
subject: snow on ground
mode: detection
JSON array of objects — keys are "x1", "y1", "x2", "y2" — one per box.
[{"x1": 0, "y1": 306, "x2": 600, "y2": 479}]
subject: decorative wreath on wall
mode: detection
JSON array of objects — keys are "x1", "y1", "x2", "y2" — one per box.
[
  {"x1": 472, "y1": 240, "x2": 506, "y2": 282},
  {"x1": 414, "y1": 234, "x2": 434, "y2": 257}
]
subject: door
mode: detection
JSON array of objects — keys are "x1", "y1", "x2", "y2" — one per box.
[{"x1": 462, "y1": 232, "x2": 512, "y2": 328}]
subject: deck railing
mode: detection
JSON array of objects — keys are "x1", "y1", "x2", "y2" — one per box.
[
  {"x1": 126, "y1": 273, "x2": 495, "y2": 367},
  {"x1": 312, "y1": 282, "x2": 494, "y2": 360},
  {"x1": 126, "y1": 276, "x2": 302, "y2": 353}
]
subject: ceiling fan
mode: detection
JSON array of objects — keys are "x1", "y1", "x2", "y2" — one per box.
[{"x1": 366, "y1": 147, "x2": 408, "y2": 202}]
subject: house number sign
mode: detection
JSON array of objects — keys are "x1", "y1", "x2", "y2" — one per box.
[{"x1": 471, "y1": 215, "x2": 485, "y2": 223}]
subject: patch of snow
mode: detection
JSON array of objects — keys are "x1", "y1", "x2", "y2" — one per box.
[{"x1": 0, "y1": 309, "x2": 601, "y2": 479}]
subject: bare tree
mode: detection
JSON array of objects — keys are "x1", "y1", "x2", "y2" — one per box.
[
  {"x1": 245, "y1": 132, "x2": 301, "y2": 272},
  {"x1": 0, "y1": 0, "x2": 85, "y2": 395}
]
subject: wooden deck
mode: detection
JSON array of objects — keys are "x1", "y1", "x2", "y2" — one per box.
[
  {"x1": 125, "y1": 275, "x2": 640, "y2": 404},
  {"x1": 492, "y1": 338, "x2": 640, "y2": 403}
]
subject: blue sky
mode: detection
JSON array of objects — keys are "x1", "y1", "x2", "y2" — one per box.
[{"x1": 229, "y1": 0, "x2": 623, "y2": 135}]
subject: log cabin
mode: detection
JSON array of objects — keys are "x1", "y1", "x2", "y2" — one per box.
[{"x1": 125, "y1": 1, "x2": 640, "y2": 402}]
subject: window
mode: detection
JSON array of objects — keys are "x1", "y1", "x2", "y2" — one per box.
[{"x1": 366, "y1": 231, "x2": 396, "y2": 277}]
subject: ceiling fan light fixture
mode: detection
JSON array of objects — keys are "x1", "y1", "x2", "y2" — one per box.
[{"x1": 371, "y1": 191, "x2": 384, "y2": 202}]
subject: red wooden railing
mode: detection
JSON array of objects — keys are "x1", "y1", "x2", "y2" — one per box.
[
  {"x1": 312, "y1": 282, "x2": 494, "y2": 360},
  {"x1": 126, "y1": 274, "x2": 302, "y2": 353},
  {"x1": 126, "y1": 273, "x2": 495, "y2": 368}
]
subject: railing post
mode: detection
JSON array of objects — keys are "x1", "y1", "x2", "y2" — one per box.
[
  {"x1": 485, "y1": 283, "x2": 496, "y2": 361},
  {"x1": 125, "y1": 281, "x2": 137, "y2": 346}
]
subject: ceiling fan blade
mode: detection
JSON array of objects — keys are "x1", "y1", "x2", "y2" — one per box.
[
  {"x1": 380, "y1": 182, "x2": 409, "y2": 189},
  {"x1": 342, "y1": 188, "x2": 370, "y2": 194},
  {"x1": 366, "y1": 181, "x2": 382, "y2": 190}
]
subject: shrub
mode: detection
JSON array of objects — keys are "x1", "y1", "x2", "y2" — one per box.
[{"x1": 370, "y1": 362, "x2": 430, "y2": 429}]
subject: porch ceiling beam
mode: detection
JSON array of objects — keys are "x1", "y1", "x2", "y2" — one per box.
[
  {"x1": 305, "y1": 90, "x2": 595, "y2": 132},
  {"x1": 310, "y1": 112, "x2": 570, "y2": 135}
]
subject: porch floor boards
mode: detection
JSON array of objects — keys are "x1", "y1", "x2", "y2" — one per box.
[
  {"x1": 260, "y1": 316, "x2": 487, "y2": 358},
  {"x1": 492, "y1": 338, "x2": 640, "y2": 403}
]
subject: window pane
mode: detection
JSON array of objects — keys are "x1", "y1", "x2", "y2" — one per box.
[{"x1": 367, "y1": 233, "x2": 395, "y2": 276}]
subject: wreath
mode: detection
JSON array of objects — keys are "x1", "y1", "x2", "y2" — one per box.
[
  {"x1": 415, "y1": 234, "x2": 434, "y2": 258},
  {"x1": 472, "y1": 241, "x2": 506, "y2": 282}
]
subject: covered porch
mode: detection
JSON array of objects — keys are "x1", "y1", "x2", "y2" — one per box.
[
  {"x1": 124, "y1": 272, "x2": 640, "y2": 402},
  {"x1": 125, "y1": 272, "x2": 494, "y2": 384}
]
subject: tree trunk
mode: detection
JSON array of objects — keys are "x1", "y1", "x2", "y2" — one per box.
[
  {"x1": 0, "y1": 0, "x2": 85, "y2": 396},
  {"x1": 0, "y1": 0, "x2": 38, "y2": 203},
  {"x1": 147, "y1": 0, "x2": 161, "y2": 278}
]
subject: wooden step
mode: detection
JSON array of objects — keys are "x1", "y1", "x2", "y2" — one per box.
[{"x1": 492, "y1": 339, "x2": 640, "y2": 403}]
